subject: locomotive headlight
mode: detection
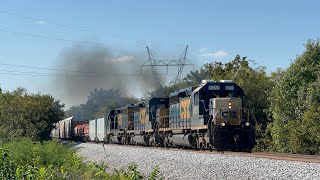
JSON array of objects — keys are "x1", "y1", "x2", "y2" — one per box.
[
  {"x1": 221, "y1": 122, "x2": 226, "y2": 127},
  {"x1": 228, "y1": 102, "x2": 232, "y2": 109},
  {"x1": 245, "y1": 122, "x2": 250, "y2": 126}
]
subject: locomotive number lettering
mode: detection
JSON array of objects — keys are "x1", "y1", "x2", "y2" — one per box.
[
  {"x1": 222, "y1": 111, "x2": 237, "y2": 118},
  {"x1": 208, "y1": 85, "x2": 220, "y2": 90},
  {"x1": 225, "y1": 86, "x2": 234, "y2": 90}
]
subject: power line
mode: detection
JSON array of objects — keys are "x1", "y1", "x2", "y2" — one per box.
[
  {"x1": 0, "y1": 10, "x2": 120, "y2": 38},
  {"x1": 0, "y1": 62, "x2": 129, "y2": 75},
  {"x1": 0, "y1": 72, "x2": 155, "y2": 77},
  {"x1": 0, "y1": 67, "x2": 186, "y2": 78},
  {"x1": 0, "y1": 62, "x2": 189, "y2": 75},
  {"x1": 0, "y1": 10, "x2": 187, "y2": 47},
  {"x1": 0, "y1": 69, "x2": 140, "y2": 77},
  {"x1": 0, "y1": 69, "x2": 161, "y2": 77},
  {"x1": 0, "y1": 28, "x2": 144, "y2": 48},
  {"x1": 0, "y1": 71, "x2": 186, "y2": 78}
]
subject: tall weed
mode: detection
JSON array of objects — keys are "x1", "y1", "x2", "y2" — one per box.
[{"x1": 0, "y1": 139, "x2": 162, "y2": 179}]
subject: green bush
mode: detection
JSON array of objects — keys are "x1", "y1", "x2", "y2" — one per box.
[
  {"x1": 0, "y1": 139, "x2": 162, "y2": 179},
  {"x1": 3, "y1": 138, "x2": 75, "y2": 168},
  {"x1": 0, "y1": 88, "x2": 64, "y2": 142}
]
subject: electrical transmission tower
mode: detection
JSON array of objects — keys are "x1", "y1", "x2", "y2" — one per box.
[{"x1": 141, "y1": 45, "x2": 194, "y2": 89}]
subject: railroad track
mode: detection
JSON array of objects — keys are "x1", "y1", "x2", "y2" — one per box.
[
  {"x1": 233, "y1": 151, "x2": 320, "y2": 163},
  {"x1": 87, "y1": 142, "x2": 320, "y2": 164}
]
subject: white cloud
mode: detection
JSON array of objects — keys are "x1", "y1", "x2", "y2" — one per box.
[
  {"x1": 202, "y1": 50, "x2": 228, "y2": 58},
  {"x1": 199, "y1": 48, "x2": 208, "y2": 53},
  {"x1": 35, "y1": 20, "x2": 47, "y2": 24},
  {"x1": 111, "y1": 55, "x2": 134, "y2": 63}
]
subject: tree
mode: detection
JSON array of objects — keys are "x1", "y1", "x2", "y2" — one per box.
[
  {"x1": 66, "y1": 88, "x2": 138, "y2": 120},
  {"x1": 0, "y1": 88, "x2": 64, "y2": 141},
  {"x1": 268, "y1": 40, "x2": 320, "y2": 154},
  {"x1": 184, "y1": 67, "x2": 210, "y2": 86}
]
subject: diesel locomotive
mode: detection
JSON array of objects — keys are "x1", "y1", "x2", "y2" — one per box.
[{"x1": 52, "y1": 80, "x2": 256, "y2": 151}]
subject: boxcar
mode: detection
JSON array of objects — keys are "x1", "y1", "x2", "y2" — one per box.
[
  {"x1": 96, "y1": 117, "x2": 107, "y2": 142},
  {"x1": 89, "y1": 118, "x2": 97, "y2": 141},
  {"x1": 51, "y1": 122, "x2": 60, "y2": 138},
  {"x1": 58, "y1": 116, "x2": 85, "y2": 140}
]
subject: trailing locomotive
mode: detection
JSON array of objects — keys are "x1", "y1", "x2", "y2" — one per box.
[{"x1": 52, "y1": 80, "x2": 256, "y2": 151}]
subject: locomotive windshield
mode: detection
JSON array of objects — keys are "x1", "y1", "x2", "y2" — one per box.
[
  {"x1": 210, "y1": 90, "x2": 242, "y2": 98},
  {"x1": 207, "y1": 83, "x2": 243, "y2": 99}
]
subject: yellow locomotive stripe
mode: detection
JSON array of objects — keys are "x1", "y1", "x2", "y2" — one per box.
[{"x1": 180, "y1": 99, "x2": 190, "y2": 119}]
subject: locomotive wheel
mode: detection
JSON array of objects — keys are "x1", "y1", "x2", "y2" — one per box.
[
  {"x1": 217, "y1": 148, "x2": 225, "y2": 152},
  {"x1": 245, "y1": 149, "x2": 253, "y2": 153},
  {"x1": 121, "y1": 137, "x2": 126, "y2": 145},
  {"x1": 150, "y1": 139, "x2": 155, "y2": 147},
  {"x1": 200, "y1": 145, "x2": 205, "y2": 151},
  {"x1": 209, "y1": 146, "x2": 213, "y2": 152}
]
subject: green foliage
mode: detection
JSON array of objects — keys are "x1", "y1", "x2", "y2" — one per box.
[
  {"x1": 112, "y1": 164, "x2": 143, "y2": 180},
  {"x1": 268, "y1": 40, "x2": 320, "y2": 154},
  {"x1": 184, "y1": 67, "x2": 210, "y2": 86},
  {"x1": 66, "y1": 88, "x2": 138, "y2": 120},
  {"x1": 0, "y1": 88, "x2": 64, "y2": 142},
  {"x1": 0, "y1": 149, "x2": 16, "y2": 179},
  {"x1": 3, "y1": 138, "x2": 76, "y2": 168},
  {"x1": 148, "y1": 166, "x2": 163, "y2": 180},
  {"x1": 0, "y1": 139, "x2": 162, "y2": 179},
  {"x1": 164, "y1": 82, "x2": 189, "y2": 96}
]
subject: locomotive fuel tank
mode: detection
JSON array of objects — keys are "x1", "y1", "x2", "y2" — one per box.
[
  {"x1": 110, "y1": 135, "x2": 121, "y2": 144},
  {"x1": 132, "y1": 134, "x2": 149, "y2": 145},
  {"x1": 168, "y1": 134, "x2": 196, "y2": 147}
]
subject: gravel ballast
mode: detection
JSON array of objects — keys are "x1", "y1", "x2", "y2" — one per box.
[{"x1": 76, "y1": 143, "x2": 320, "y2": 179}]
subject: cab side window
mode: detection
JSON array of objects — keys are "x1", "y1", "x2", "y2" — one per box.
[{"x1": 194, "y1": 93, "x2": 199, "y2": 105}]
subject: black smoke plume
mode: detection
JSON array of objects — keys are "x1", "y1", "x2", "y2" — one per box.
[{"x1": 54, "y1": 44, "x2": 162, "y2": 107}]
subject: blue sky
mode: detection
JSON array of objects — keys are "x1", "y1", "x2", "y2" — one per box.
[{"x1": 1, "y1": 1, "x2": 320, "y2": 106}]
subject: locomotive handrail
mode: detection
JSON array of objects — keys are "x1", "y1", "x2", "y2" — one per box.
[{"x1": 199, "y1": 100, "x2": 210, "y2": 112}]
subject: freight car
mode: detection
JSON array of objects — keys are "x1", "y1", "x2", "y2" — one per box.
[
  {"x1": 74, "y1": 123, "x2": 89, "y2": 142},
  {"x1": 89, "y1": 117, "x2": 108, "y2": 142},
  {"x1": 54, "y1": 80, "x2": 256, "y2": 151},
  {"x1": 51, "y1": 116, "x2": 89, "y2": 140}
]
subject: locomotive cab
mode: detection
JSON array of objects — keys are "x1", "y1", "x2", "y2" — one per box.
[
  {"x1": 190, "y1": 80, "x2": 255, "y2": 151},
  {"x1": 204, "y1": 80, "x2": 255, "y2": 151}
]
